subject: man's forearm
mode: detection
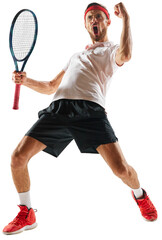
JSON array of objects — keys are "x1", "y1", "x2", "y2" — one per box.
[
  {"x1": 13, "y1": 70, "x2": 65, "y2": 95},
  {"x1": 114, "y1": 3, "x2": 132, "y2": 65},
  {"x1": 23, "y1": 78, "x2": 54, "y2": 95},
  {"x1": 119, "y1": 16, "x2": 132, "y2": 61}
]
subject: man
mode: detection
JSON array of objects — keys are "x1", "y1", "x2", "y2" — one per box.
[{"x1": 3, "y1": 2, "x2": 157, "y2": 235}]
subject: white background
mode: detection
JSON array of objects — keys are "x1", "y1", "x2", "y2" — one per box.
[{"x1": 0, "y1": 0, "x2": 162, "y2": 239}]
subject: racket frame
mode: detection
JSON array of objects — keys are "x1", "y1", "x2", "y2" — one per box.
[{"x1": 9, "y1": 9, "x2": 38, "y2": 109}]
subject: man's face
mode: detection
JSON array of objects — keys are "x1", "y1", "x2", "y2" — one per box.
[{"x1": 85, "y1": 10, "x2": 110, "y2": 43}]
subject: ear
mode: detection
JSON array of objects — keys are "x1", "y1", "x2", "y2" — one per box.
[{"x1": 107, "y1": 18, "x2": 111, "y2": 26}]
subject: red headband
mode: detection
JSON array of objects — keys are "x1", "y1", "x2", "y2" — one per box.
[{"x1": 84, "y1": 5, "x2": 110, "y2": 21}]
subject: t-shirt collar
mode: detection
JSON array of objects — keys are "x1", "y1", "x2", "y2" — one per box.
[{"x1": 85, "y1": 41, "x2": 111, "y2": 50}]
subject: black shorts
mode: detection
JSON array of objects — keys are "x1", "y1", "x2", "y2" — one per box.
[{"x1": 26, "y1": 99, "x2": 118, "y2": 157}]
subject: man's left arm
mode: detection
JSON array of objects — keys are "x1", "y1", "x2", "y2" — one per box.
[{"x1": 114, "y1": 2, "x2": 132, "y2": 66}]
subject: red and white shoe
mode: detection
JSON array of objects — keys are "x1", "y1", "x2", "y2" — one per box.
[
  {"x1": 3, "y1": 205, "x2": 37, "y2": 235},
  {"x1": 132, "y1": 189, "x2": 157, "y2": 221}
]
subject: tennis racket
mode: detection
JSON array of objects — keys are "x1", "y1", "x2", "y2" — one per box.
[{"x1": 9, "y1": 9, "x2": 38, "y2": 110}]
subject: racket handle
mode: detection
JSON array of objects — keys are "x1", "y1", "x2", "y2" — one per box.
[{"x1": 13, "y1": 84, "x2": 21, "y2": 110}]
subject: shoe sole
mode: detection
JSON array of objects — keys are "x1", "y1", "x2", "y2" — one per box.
[
  {"x1": 3, "y1": 222, "x2": 38, "y2": 235},
  {"x1": 142, "y1": 216, "x2": 157, "y2": 222}
]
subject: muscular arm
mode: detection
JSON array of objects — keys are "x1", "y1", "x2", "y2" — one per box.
[
  {"x1": 114, "y1": 2, "x2": 132, "y2": 65},
  {"x1": 13, "y1": 70, "x2": 65, "y2": 95}
]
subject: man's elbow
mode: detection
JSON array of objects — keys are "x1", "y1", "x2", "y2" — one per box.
[
  {"x1": 47, "y1": 81, "x2": 56, "y2": 95},
  {"x1": 121, "y1": 53, "x2": 132, "y2": 62}
]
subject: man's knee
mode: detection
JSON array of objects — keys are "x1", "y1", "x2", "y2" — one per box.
[
  {"x1": 113, "y1": 162, "x2": 131, "y2": 179},
  {"x1": 11, "y1": 150, "x2": 28, "y2": 170}
]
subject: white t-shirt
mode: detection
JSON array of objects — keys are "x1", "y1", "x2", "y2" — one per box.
[{"x1": 53, "y1": 41, "x2": 120, "y2": 108}]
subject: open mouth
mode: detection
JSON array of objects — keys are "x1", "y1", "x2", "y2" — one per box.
[{"x1": 93, "y1": 26, "x2": 99, "y2": 35}]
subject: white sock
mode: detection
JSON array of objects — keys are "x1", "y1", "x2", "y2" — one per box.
[
  {"x1": 19, "y1": 191, "x2": 32, "y2": 209},
  {"x1": 132, "y1": 187, "x2": 143, "y2": 199}
]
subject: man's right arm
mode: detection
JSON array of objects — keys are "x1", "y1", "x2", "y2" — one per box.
[{"x1": 12, "y1": 70, "x2": 65, "y2": 95}]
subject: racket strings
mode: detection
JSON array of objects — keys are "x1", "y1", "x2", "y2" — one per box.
[{"x1": 12, "y1": 11, "x2": 36, "y2": 61}]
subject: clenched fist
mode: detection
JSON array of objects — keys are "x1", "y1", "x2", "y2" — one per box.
[
  {"x1": 114, "y1": 2, "x2": 129, "y2": 19},
  {"x1": 12, "y1": 71, "x2": 27, "y2": 85}
]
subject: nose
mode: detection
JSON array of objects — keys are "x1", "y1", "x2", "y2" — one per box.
[
  {"x1": 91, "y1": 16, "x2": 98, "y2": 24},
  {"x1": 91, "y1": 16, "x2": 98, "y2": 23}
]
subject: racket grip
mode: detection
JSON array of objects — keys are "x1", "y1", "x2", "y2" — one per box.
[{"x1": 13, "y1": 84, "x2": 21, "y2": 110}]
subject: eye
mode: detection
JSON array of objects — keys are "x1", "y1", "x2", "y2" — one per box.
[
  {"x1": 87, "y1": 15, "x2": 92, "y2": 20},
  {"x1": 96, "y1": 14, "x2": 102, "y2": 19}
]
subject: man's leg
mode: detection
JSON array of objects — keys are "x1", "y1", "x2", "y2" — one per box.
[
  {"x1": 11, "y1": 135, "x2": 46, "y2": 193},
  {"x1": 97, "y1": 141, "x2": 157, "y2": 221},
  {"x1": 96, "y1": 141, "x2": 140, "y2": 189},
  {"x1": 3, "y1": 136, "x2": 46, "y2": 235}
]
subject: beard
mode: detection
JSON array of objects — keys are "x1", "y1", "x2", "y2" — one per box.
[{"x1": 89, "y1": 27, "x2": 107, "y2": 42}]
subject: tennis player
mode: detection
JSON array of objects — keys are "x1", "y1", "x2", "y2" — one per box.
[{"x1": 3, "y1": 2, "x2": 157, "y2": 235}]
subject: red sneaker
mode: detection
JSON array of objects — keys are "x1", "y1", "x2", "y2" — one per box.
[
  {"x1": 3, "y1": 205, "x2": 37, "y2": 235},
  {"x1": 132, "y1": 189, "x2": 157, "y2": 221}
]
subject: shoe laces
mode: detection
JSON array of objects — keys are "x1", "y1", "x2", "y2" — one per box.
[
  {"x1": 10, "y1": 209, "x2": 29, "y2": 226},
  {"x1": 138, "y1": 195, "x2": 156, "y2": 214}
]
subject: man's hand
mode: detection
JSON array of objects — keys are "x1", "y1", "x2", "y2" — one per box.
[
  {"x1": 114, "y1": 2, "x2": 129, "y2": 19},
  {"x1": 12, "y1": 71, "x2": 27, "y2": 85}
]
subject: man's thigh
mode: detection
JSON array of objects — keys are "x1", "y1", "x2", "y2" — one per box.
[
  {"x1": 96, "y1": 142, "x2": 128, "y2": 172},
  {"x1": 13, "y1": 136, "x2": 47, "y2": 161}
]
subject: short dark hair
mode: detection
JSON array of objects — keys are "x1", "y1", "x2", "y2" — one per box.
[{"x1": 85, "y1": 2, "x2": 110, "y2": 19}]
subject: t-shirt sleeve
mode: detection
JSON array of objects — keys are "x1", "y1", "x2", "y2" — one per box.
[
  {"x1": 110, "y1": 44, "x2": 123, "y2": 73},
  {"x1": 62, "y1": 59, "x2": 70, "y2": 72},
  {"x1": 62, "y1": 54, "x2": 74, "y2": 72}
]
